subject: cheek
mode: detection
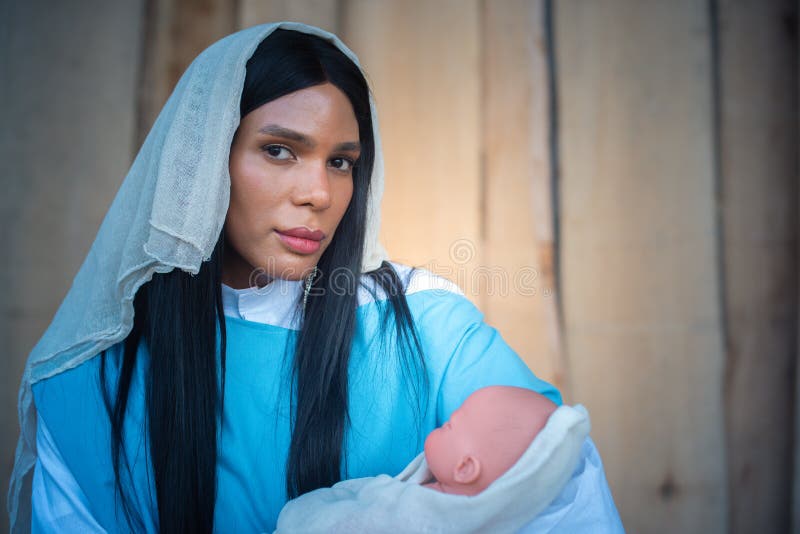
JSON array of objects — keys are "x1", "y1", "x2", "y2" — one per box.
[
  {"x1": 228, "y1": 157, "x2": 282, "y2": 227},
  {"x1": 426, "y1": 430, "x2": 465, "y2": 484},
  {"x1": 333, "y1": 179, "x2": 354, "y2": 219},
  {"x1": 424, "y1": 429, "x2": 448, "y2": 472},
  {"x1": 424, "y1": 428, "x2": 438, "y2": 454},
  {"x1": 225, "y1": 178, "x2": 268, "y2": 258},
  {"x1": 224, "y1": 182, "x2": 254, "y2": 245},
  {"x1": 231, "y1": 154, "x2": 266, "y2": 203}
]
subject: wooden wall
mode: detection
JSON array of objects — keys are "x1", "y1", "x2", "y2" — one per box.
[
  {"x1": 558, "y1": 0, "x2": 728, "y2": 529},
  {"x1": 718, "y1": 2, "x2": 798, "y2": 532},
  {"x1": 481, "y1": 0, "x2": 568, "y2": 393},
  {"x1": 1, "y1": 1, "x2": 145, "y2": 530},
  {"x1": 2, "y1": 1, "x2": 797, "y2": 533}
]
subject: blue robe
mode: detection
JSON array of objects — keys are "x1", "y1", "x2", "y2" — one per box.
[{"x1": 31, "y1": 268, "x2": 622, "y2": 532}]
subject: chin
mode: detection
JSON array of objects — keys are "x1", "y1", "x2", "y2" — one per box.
[{"x1": 268, "y1": 257, "x2": 320, "y2": 281}]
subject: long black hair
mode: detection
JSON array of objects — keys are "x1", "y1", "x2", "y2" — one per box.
[{"x1": 99, "y1": 28, "x2": 427, "y2": 533}]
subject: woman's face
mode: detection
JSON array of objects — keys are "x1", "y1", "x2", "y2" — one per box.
[{"x1": 223, "y1": 82, "x2": 360, "y2": 288}]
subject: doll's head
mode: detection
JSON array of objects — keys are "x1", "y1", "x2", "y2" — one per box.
[{"x1": 423, "y1": 386, "x2": 557, "y2": 496}]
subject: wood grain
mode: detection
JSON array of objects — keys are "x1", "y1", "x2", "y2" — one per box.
[
  {"x1": 137, "y1": 0, "x2": 237, "y2": 144},
  {"x1": 238, "y1": 0, "x2": 340, "y2": 34},
  {"x1": 481, "y1": 0, "x2": 568, "y2": 392},
  {"x1": 341, "y1": 0, "x2": 483, "y2": 306},
  {"x1": 557, "y1": 1, "x2": 727, "y2": 531},
  {"x1": 0, "y1": 0, "x2": 146, "y2": 529},
  {"x1": 719, "y1": 1, "x2": 798, "y2": 532}
]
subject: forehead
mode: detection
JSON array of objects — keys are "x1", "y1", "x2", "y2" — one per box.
[
  {"x1": 457, "y1": 390, "x2": 494, "y2": 418},
  {"x1": 240, "y1": 82, "x2": 359, "y2": 139}
]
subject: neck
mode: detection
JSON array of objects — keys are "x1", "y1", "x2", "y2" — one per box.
[{"x1": 221, "y1": 247, "x2": 273, "y2": 289}]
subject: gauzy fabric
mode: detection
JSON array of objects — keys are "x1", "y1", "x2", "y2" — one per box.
[
  {"x1": 8, "y1": 21, "x2": 386, "y2": 532},
  {"x1": 273, "y1": 404, "x2": 593, "y2": 534}
]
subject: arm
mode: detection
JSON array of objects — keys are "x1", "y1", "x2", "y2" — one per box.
[
  {"x1": 32, "y1": 412, "x2": 106, "y2": 533},
  {"x1": 417, "y1": 286, "x2": 623, "y2": 530},
  {"x1": 412, "y1": 286, "x2": 561, "y2": 423}
]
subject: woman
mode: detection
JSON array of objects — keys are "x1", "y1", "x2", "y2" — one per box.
[{"x1": 9, "y1": 22, "x2": 622, "y2": 532}]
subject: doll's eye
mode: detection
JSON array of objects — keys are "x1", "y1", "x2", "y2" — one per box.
[{"x1": 262, "y1": 145, "x2": 294, "y2": 160}]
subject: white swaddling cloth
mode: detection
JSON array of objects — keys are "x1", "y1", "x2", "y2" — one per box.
[{"x1": 274, "y1": 404, "x2": 591, "y2": 534}]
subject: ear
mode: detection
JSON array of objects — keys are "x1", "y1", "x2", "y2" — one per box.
[{"x1": 452, "y1": 455, "x2": 481, "y2": 485}]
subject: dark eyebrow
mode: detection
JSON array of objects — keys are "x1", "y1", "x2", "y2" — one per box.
[
  {"x1": 258, "y1": 124, "x2": 360, "y2": 153},
  {"x1": 334, "y1": 141, "x2": 361, "y2": 153},
  {"x1": 258, "y1": 125, "x2": 315, "y2": 148}
]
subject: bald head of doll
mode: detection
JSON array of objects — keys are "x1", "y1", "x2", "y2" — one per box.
[{"x1": 422, "y1": 386, "x2": 557, "y2": 496}]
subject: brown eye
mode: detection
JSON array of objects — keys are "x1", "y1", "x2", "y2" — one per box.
[
  {"x1": 329, "y1": 157, "x2": 354, "y2": 172},
  {"x1": 262, "y1": 145, "x2": 294, "y2": 160}
]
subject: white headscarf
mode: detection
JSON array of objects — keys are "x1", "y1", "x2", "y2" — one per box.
[{"x1": 7, "y1": 22, "x2": 388, "y2": 532}]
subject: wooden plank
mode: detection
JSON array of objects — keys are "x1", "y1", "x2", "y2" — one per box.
[
  {"x1": 719, "y1": 2, "x2": 798, "y2": 532},
  {"x1": 796, "y1": 307, "x2": 800, "y2": 534},
  {"x1": 341, "y1": 0, "x2": 483, "y2": 305},
  {"x1": 796, "y1": 319, "x2": 800, "y2": 528},
  {"x1": 795, "y1": 43, "x2": 800, "y2": 530},
  {"x1": 556, "y1": 1, "x2": 726, "y2": 532},
  {"x1": 0, "y1": 0, "x2": 145, "y2": 529},
  {"x1": 481, "y1": 0, "x2": 567, "y2": 392},
  {"x1": 795, "y1": 8, "x2": 799, "y2": 534},
  {"x1": 137, "y1": 0, "x2": 237, "y2": 145},
  {"x1": 238, "y1": 0, "x2": 340, "y2": 34}
]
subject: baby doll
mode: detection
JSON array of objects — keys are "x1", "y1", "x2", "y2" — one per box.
[
  {"x1": 422, "y1": 385, "x2": 557, "y2": 496},
  {"x1": 274, "y1": 386, "x2": 590, "y2": 533}
]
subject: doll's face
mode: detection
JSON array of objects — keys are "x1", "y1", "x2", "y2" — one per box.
[
  {"x1": 223, "y1": 82, "x2": 360, "y2": 288},
  {"x1": 425, "y1": 396, "x2": 481, "y2": 466},
  {"x1": 424, "y1": 386, "x2": 556, "y2": 496},
  {"x1": 424, "y1": 389, "x2": 490, "y2": 491}
]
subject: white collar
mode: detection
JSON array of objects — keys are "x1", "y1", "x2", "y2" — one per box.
[
  {"x1": 219, "y1": 263, "x2": 464, "y2": 330},
  {"x1": 221, "y1": 279, "x2": 304, "y2": 330}
]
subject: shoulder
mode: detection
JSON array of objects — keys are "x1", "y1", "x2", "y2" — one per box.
[
  {"x1": 32, "y1": 340, "x2": 142, "y2": 438},
  {"x1": 357, "y1": 261, "x2": 470, "y2": 308},
  {"x1": 355, "y1": 262, "x2": 493, "y2": 360},
  {"x1": 32, "y1": 342, "x2": 125, "y2": 406},
  {"x1": 33, "y1": 352, "x2": 104, "y2": 413},
  {"x1": 356, "y1": 262, "x2": 486, "y2": 337}
]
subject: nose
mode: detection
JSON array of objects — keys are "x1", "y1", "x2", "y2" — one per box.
[{"x1": 293, "y1": 160, "x2": 332, "y2": 210}]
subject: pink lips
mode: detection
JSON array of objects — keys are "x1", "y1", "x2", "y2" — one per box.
[{"x1": 276, "y1": 227, "x2": 325, "y2": 254}]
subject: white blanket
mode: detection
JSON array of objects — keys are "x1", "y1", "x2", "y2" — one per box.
[{"x1": 274, "y1": 404, "x2": 590, "y2": 534}]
